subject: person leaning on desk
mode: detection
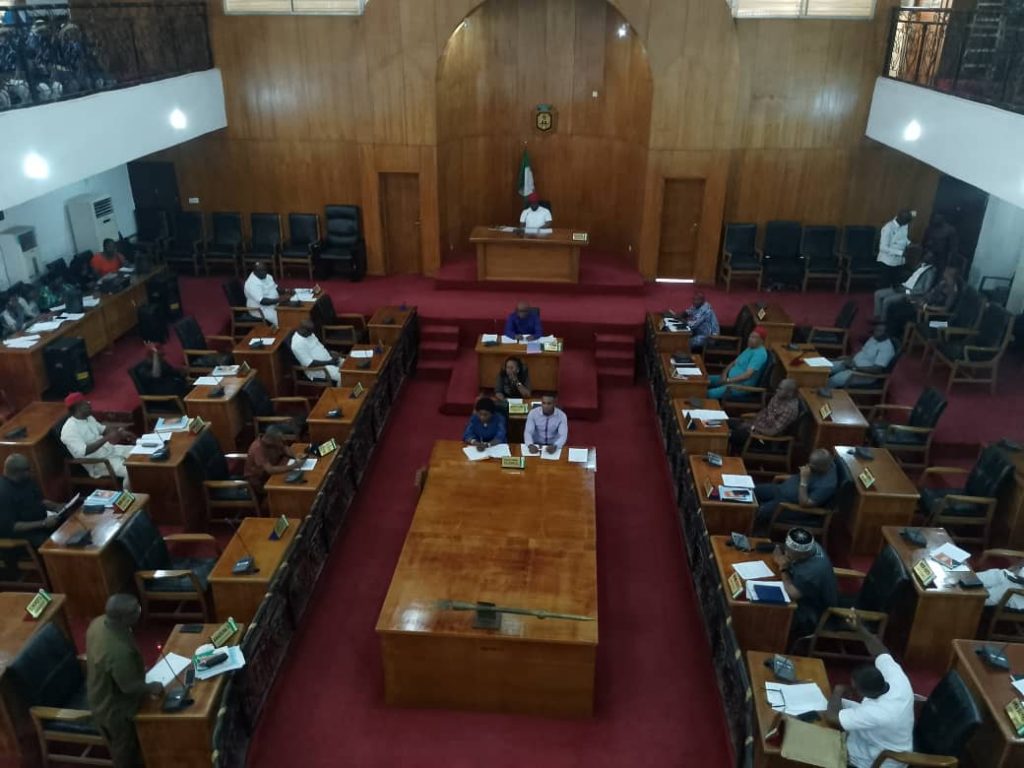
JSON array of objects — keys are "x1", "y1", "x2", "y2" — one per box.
[
  {"x1": 463, "y1": 397, "x2": 507, "y2": 452},
  {"x1": 524, "y1": 394, "x2": 568, "y2": 456},
  {"x1": 494, "y1": 356, "x2": 531, "y2": 409}
]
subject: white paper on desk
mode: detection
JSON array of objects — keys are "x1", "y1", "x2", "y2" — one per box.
[
  {"x1": 481, "y1": 333, "x2": 499, "y2": 344},
  {"x1": 350, "y1": 349, "x2": 374, "y2": 359},
  {"x1": 540, "y1": 447, "x2": 563, "y2": 461},
  {"x1": 463, "y1": 445, "x2": 491, "y2": 461},
  {"x1": 765, "y1": 682, "x2": 829, "y2": 715},
  {"x1": 931, "y1": 541, "x2": 971, "y2": 565},
  {"x1": 1013, "y1": 678, "x2": 1024, "y2": 697},
  {"x1": 193, "y1": 376, "x2": 223, "y2": 386},
  {"x1": 146, "y1": 653, "x2": 191, "y2": 686},
  {"x1": 50, "y1": 304, "x2": 65, "y2": 312},
  {"x1": 194, "y1": 646, "x2": 246, "y2": 681},
  {"x1": 537, "y1": 335, "x2": 557, "y2": 345},
  {"x1": 506, "y1": 398, "x2": 524, "y2": 405},
  {"x1": 568, "y1": 447, "x2": 590, "y2": 463},
  {"x1": 154, "y1": 417, "x2": 188, "y2": 433},
  {"x1": 684, "y1": 408, "x2": 729, "y2": 421},
  {"x1": 138, "y1": 433, "x2": 167, "y2": 446},
  {"x1": 745, "y1": 580, "x2": 791, "y2": 603},
  {"x1": 732, "y1": 561, "x2": 775, "y2": 580},
  {"x1": 500, "y1": 335, "x2": 521, "y2": 345},
  {"x1": 130, "y1": 437, "x2": 164, "y2": 455},
  {"x1": 28, "y1": 320, "x2": 65, "y2": 333},
  {"x1": 83, "y1": 297, "x2": 100, "y2": 308},
  {"x1": 3, "y1": 337, "x2": 40, "y2": 349},
  {"x1": 722, "y1": 474, "x2": 755, "y2": 489},
  {"x1": 251, "y1": 337, "x2": 276, "y2": 346},
  {"x1": 802, "y1": 357, "x2": 833, "y2": 368},
  {"x1": 292, "y1": 289, "x2": 316, "y2": 302},
  {"x1": 212, "y1": 365, "x2": 239, "y2": 377},
  {"x1": 486, "y1": 444, "x2": 511, "y2": 459},
  {"x1": 929, "y1": 320, "x2": 949, "y2": 329},
  {"x1": 299, "y1": 458, "x2": 318, "y2": 471},
  {"x1": 59, "y1": 312, "x2": 85, "y2": 321},
  {"x1": 674, "y1": 367, "x2": 703, "y2": 377}
]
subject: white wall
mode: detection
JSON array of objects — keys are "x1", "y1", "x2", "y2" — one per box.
[
  {"x1": 0, "y1": 69, "x2": 227, "y2": 211},
  {"x1": 866, "y1": 78, "x2": 1024, "y2": 210},
  {"x1": 0, "y1": 164, "x2": 136, "y2": 268},
  {"x1": 970, "y1": 195, "x2": 1024, "y2": 313}
]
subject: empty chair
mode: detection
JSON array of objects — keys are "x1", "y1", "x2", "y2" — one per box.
[
  {"x1": 172, "y1": 316, "x2": 235, "y2": 378},
  {"x1": 246, "y1": 213, "x2": 284, "y2": 277},
  {"x1": 308, "y1": 294, "x2": 367, "y2": 352},
  {"x1": 205, "y1": 212, "x2": 244, "y2": 276},
  {"x1": 800, "y1": 225, "x2": 840, "y2": 292},
  {"x1": 928, "y1": 302, "x2": 1013, "y2": 393},
  {"x1": 761, "y1": 221, "x2": 803, "y2": 289},
  {"x1": 133, "y1": 208, "x2": 170, "y2": 256},
  {"x1": 794, "y1": 299, "x2": 858, "y2": 355},
  {"x1": 241, "y1": 376, "x2": 309, "y2": 437},
  {"x1": 164, "y1": 211, "x2": 205, "y2": 275},
  {"x1": 868, "y1": 387, "x2": 947, "y2": 470},
  {"x1": 281, "y1": 213, "x2": 321, "y2": 279},
  {"x1": 905, "y1": 284, "x2": 985, "y2": 358},
  {"x1": 718, "y1": 223, "x2": 762, "y2": 292},
  {"x1": 127, "y1": 357, "x2": 187, "y2": 430},
  {"x1": 187, "y1": 426, "x2": 262, "y2": 522},
  {"x1": 319, "y1": 205, "x2": 366, "y2": 281},
  {"x1": 978, "y1": 275, "x2": 1012, "y2": 307},
  {"x1": 840, "y1": 225, "x2": 880, "y2": 292},
  {"x1": 976, "y1": 548, "x2": 1024, "y2": 641}
]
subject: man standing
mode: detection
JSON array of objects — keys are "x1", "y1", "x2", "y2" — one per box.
[
  {"x1": 754, "y1": 449, "x2": 838, "y2": 533},
  {"x1": 524, "y1": 394, "x2": 569, "y2": 455},
  {"x1": 772, "y1": 527, "x2": 838, "y2": 641},
  {"x1": 244, "y1": 426, "x2": 299, "y2": 497},
  {"x1": 503, "y1": 302, "x2": 543, "y2": 340},
  {"x1": 244, "y1": 261, "x2": 289, "y2": 328},
  {"x1": 828, "y1": 324, "x2": 896, "y2": 389},
  {"x1": 873, "y1": 250, "x2": 937, "y2": 320},
  {"x1": 86, "y1": 594, "x2": 163, "y2": 768},
  {"x1": 0, "y1": 453, "x2": 62, "y2": 549},
  {"x1": 519, "y1": 192, "x2": 553, "y2": 230},
  {"x1": 728, "y1": 378, "x2": 799, "y2": 454},
  {"x1": 90, "y1": 238, "x2": 125, "y2": 277},
  {"x1": 463, "y1": 397, "x2": 507, "y2": 451},
  {"x1": 290, "y1": 319, "x2": 342, "y2": 384},
  {"x1": 684, "y1": 291, "x2": 720, "y2": 352},
  {"x1": 707, "y1": 327, "x2": 769, "y2": 400},
  {"x1": 876, "y1": 209, "x2": 915, "y2": 288},
  {"x1": 59, "y1": 393, "x2": 134, "y2": 485}
]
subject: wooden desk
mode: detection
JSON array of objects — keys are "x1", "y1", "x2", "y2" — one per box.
[
  {"x1": 369, "y1": 305, "x2": 416, "y2": 346},
  {"x1": 660, "y1": 353, "x2": 710, "y2": 400},
  {"x1": 306, "y1": 388, "x2": 368, "y2": 447},
  {"x1": 771, "y1": 344, "x2": 831, "y2": 389},
  {"x1": 951, "y1": 639, "x2": 1024, "y2": 768},
  {"x1": 799, "y1": 389, "x2": 868, "y2": 452},
  {"x1": 208, "y1": 517, "x2": 298, "y2": 623},
  {"x1": 747, "y1": 651, "x2": 834, "y2": 768},
  {"x1": 647, "y1": 312, "x2": 692, "y2": 354},
  {"x1": 339, "y1": 344, "x2": 392, "y2": 389},
  {"x1": 0, "y1": 592, "x2": 69, "y2": 765},
  {"x1": 125, "y1": 430, "x2": 206, "y2": 530},
  {"x1": 475, "y1": 337, "x2": 562, "y2": 392},
  {"x1": 834, "y1": 446, "x2": 919, "y2": 555},
  {"x1": 377, "y1": 440, "x2": 597, "y2": 716},
  {"x1": 184, "y1": 373, "x2": 254, "y2": 453},
  {"x1": 265, "y1": 443, "x2": 339, "y2": 519},
  {"x1": 39, "y1": 495, "x2": 147, "y2": 618},
  {"x1": 993, "y1": 448, "x2": 1024, "y2": 549},
  {"x1": 690, "y1": 455, "x2": 758, "y2": 535},
  {"x1": 136, "y1": 623, "x2": 241, "y2": 768},
  {"x1": 674, "y1": 398, "x2": 729, "y2": 455},
  {"x1": 275, "y1": 300, "x2": 314, "y2": 335},
  {"x1": 711, "y1": 535, "x2": 793, "y2": 652},
  {"x1": 470, "y1": 226, "x2": 581, "y2": 283},
  {"x1": 882, "y1": 526, "x2": 986, "y2": 674},
  {"x1": 233, "y1": 327, "x2": 288, "y2": 398},
  {"x1": 0, "y1": 401, "x2": 69, "y2": 501},
  {"x1": 747, "y1": 304, "x2": 794, "y2": 345}
]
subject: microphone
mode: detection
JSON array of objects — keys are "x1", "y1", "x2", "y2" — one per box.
[
  {"x1": 226, "y1": 518, "x2": 258, "y2": 575},
  {"x1": 155, "y1": 643, "x2": 195, "y2": 712}
]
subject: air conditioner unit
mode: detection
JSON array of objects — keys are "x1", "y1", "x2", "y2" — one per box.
[
  {"x1": 67, "y1": 194, "x2": 120, "y2": 253},
  {"x1": 0, "y1": 225, "x2": 42, "y2": 289}
]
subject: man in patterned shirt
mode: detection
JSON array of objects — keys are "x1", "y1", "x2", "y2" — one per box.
[
  {"x1": 684, "y1": 291, "x2": 720, "y2": 351},
  {"x1": 728, "y1": 378, "x2": 799, "y2": 453}
]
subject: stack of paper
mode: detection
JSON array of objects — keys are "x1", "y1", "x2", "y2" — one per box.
[
  {"x1": 85, "y1": 489, "x2": 121, "y2": 507},
  {"x1": 683, "y1": 408, "x2": 729, "y2": 422},
  {"x1": 250, "y1": 337, "x2": 276, "y2": 346},
  {"x1": 746, "y1": 580, "x2": 791, "y2": 603},
  {"x1": 674, "y1": 367, "x2": 703, "y2": 377},
  {"x1": 130, "y1": 435, "x2": 166, "y2": 456},
  {"x1": 350, "y1": 349, "x2": 374, "y2": 359},
  {"x1": 802, "y1": 357, "x2": 833, "y2": 368},
  {"x1": 28, "y1": 320, "x2": 66, "y2": 333},
  {"x1": 3, "y1": 335, "x2": 40, "y2": 349},
  {"x1": 462, "y1": 444, "x2": 511, "y2": 461},
  {"x1": 732, "y1": 561, "x2": 775, "y2": 580},
  {"x1": 662, "y1": 318, "x2": 689, "y2": 332},
  {"x1": 193, "y1": 376, "x2": 223, "y2": 386},
  {"x1": 930, "y1": 541, "x2": 972, "y2": 572},
  {"x1": 765, "y1": 682, "x2": 829, "y2": 715},
  {"x1": 145, "y1": 653, "x2": 192, "y2": 685},
  {"x1": 212, "y1": 365, "x2": 240, "y2": 377},
  {"x1": 83, "y1": 296, "x2": 101, "y2": 308},
  {"x1": 500, "y1": 335, "x2": 520, "y2": 344},
  {"x1": 722, "y1": 474, "x2": 755, "y2": 489},
  {"x1": 568, "y1": 447, "x2": 591, "y2": 464},
  {"x1": 537, "y1": 335, "x2": 558, "y2": 345},
  {"x1": 292, "y1": 288, "x2": 316, "y2": 302},
  {"x1": 155, "y1": 416, "x2": 189, "y2": 433},
  {"x1": 481, "y1": 333, "x2": 499, "y2": 344}
]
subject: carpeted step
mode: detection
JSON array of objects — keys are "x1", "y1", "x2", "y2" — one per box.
[
  {"x1": 557, "y1": 349, "x2": 600, "y2": 420},
  {"x1": 595, "y1": 349, "x2": 635, "y2": 365},
  {"x1": 419, "y1": 340, "x2": 459, "y2": 361},
  {"x1": 594, "y1": 333, "x2": 635, "y2": 351},
  {"x1": 440, "y1": 348, "x2": 483, "y2": 415},
  {"x1": 416, "y1": 359, "x2": 456, "y2": 381},
  {"x1": 421, "y1": 323, "x2": 460, "y2": 343}
]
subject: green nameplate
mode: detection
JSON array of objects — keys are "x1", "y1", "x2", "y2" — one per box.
[
  {"x1": 858, "y1": 468, "x2": 875, "y2": 489},
  {"x1": 501, "y1": 456, "x2": 525, "y2": 470},
  {"x1": 270, "y1": 515, "x2": 290, "y2": 541},
  {"x1": 912, "y1": 559, "x2": 935, "y2": 588},
  {"x1": 318, "y1": 438, "x2": 338, "y2": 456},
  {"x1": 210, "y1": 617, "x2": 239, "y2": 648},
  {"x1": 543, "y1": 341, "x2": 562, "y2": 353},
  {"x1": 351, "y1": 382, "x2": 365, "y2": 398},
  {"x1": 188, "y1": 415, "x2": 207, "y2": 434},
  {"x1": 727, "y1": 572, "x2": 744, "y2": 600},
  {"x1": 1006, "y1": 700, "x2": 1024, "y2": 737},
  {"x1": 508, "y1": 403, "x2": 529, "y2": 415},
  {"x1": 25, "y1": 589, "x2": 53, "y2": 620},
  {"x1": 113, "y1": 490, "x2": 136, "y2": 513}
]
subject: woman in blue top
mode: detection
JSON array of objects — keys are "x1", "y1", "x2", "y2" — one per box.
[{"x1": 707, "y1": 326, "x2": 769, "y2": 399}]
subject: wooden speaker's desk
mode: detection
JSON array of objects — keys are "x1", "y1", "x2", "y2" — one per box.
[
  {"x1": 881, "y1": 526, "x2": 985, "y2": 674},
  {"x1": 0, "y1": 401, "x2": 69, "y2": 501},
  {"x1": 689, "y1": 455, "x2": 757, "y2": 535},
  {"x1": 339, "y1": 344, "x2": 391, "y2": 389},
  {"x1": 470, "y1": 226, "x2": 581, "y2": 284},
  {"x1": 660, "y1": 353, "x2": 709, "y2": 400},
  {"x1": 647, "y1": 312, "x2": 692, "y2": 354},
  {"x1": 135, "y1": 623, "x2": 242, "y2": 768},
  {"x1": 0, "y1": 592, "x2": 69, "y2": 766},
  {"x1": 951, "y1": 639, "x2": 1024, "y2": 768},
  {"x1": 770, "y1": 344, "x2": 830, "y2": 389},
  {"x1": 798, "y1": 388, "x2": 868, "y2": 454},
  {"x1": 369, "y1": 305, "x2": 416, "y2": 346},
  {"x1": 234, "y1": 327, "x2": 288, "y2": 398},
  {"x1": 834, "y1": 446, "x2": 919, "y2": 554},
  {"x1": 125, "y1": 430, "x2": 206, "y2": 531},
  {"x1": 306, "y1": 388, "x2": 369, "y2": 447},
  {"x1": 674, "y1": 398, "x2": 729, "y2": 455},
  {"x1": 265, "y1": 444, "x2": 339, "y2": 519},
  {"x1": 475, "y1": 337, "x2": 562, "y2": 392},
  {"x1": 39, "y1": 495, "x2": 148, "y2": 618},
  {"x1": 746, "y1": 303, "x2": 794, "y2": 345},
  {"x1": 209, "y1": 517, "x2": 298, "y2": 623},
  {"x1": 185, "y1": 372, "x2": 255, "y2": 453},
  {"x1": 377, "y1": 440, "x2": 597, "y2": 716},
  {"x1": 711, "y1": 535, "x2": 793, "y2": 653}
]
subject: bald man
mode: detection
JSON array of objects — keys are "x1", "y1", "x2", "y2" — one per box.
[
  {"x1": 86, "y1": 594, "x2": 163, "y2": 767},
  {"x1": 503, "y1": 301, "x2": 543, "y2": 340},
  {"x1": 754, "y1": 448, "x2": 838, "y2": 534},
  {"x1": 0, "y1": 454, "x2": 63, "y2": 549}
]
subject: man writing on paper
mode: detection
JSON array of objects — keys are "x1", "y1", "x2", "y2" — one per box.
[
  {"x1": 525, "y1": 394, "x2": 568, "y2": 455},
  {"x1": 827, "y1": 324, "x2": 896, "y2": 389},
  {"x1": 463, "y1": 398, "x2": 507, "y2": 451},
  {"x1": 825, "y1": 616, "x2": 914, "y2": 768},
  {"x1": 684, "y1": 291, "x2": 720, "y2": 352},
  {"x1": 244, "y1": 426, "x2": 300, "y2": 497},
  {"x1": 503, "y1": 302, "x2": 543, "y2": 340},
  {"x1": 86, "y1": 594, "x2": 164, "y2": 767},
  {"x1": 771, "y1": 528, "x2": 838, "y2": 641},
  {"x1": 290, "y1": 320, "x2": 342, "y2": 385},
  {"x1": 706, "y1": 327, "x2": 769, "y2": 400},
  {"x1": 60, "y1": 393, "x2": 135, "y2": 486},
  {"x1": 728, "y1": 378, "x2": 799, "y2": 454},
  {"x1": 520, "y1": 192, "x2": 553, "y2": 230},
  {"x1": 244, "y1": 261, "x2": 290, "y2": 328},
  {"x1": 0, "y1": 454, "x2": 62, "y2": 550}
]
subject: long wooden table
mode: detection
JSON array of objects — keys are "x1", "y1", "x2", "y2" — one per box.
[
  {"x1": 339, "y1": 344, "x2": 392, "y2": 389},
  {"x1": 798, "y1": 388, "x2": 868, "y2": 464},
  {"x1": 470, "y1": 226, "x2": 582, "y2": 283},
  {"x1": 265, "y1": 444, "x2": 339, "y2": 519},
  {"x1": 951, "y1": 639, "x2": 1024, "y2": 768},
  {"x1": 771, "y1": 344, "x2": 831, "y2": 389},
  {"x1": 208, "y1": 517, "x2": 298, "y2": 623},
  {"x1": 0, "y1": 401, "x2": 69, "y2": 501},
  {"x1": 475, "y1": 337, "x2": 562, "y2": 392},
  {"x1": 368, "y1": 305, "x2": 416, "y2": 346},
  {"x1": 377, "y1": 440, "x2": 597, "y2": 716},
  {"x1": 647, "y1": 312, "x2": 692, "y2": 354},
  {"x1": 125, "y1": 429, "x2": 206, "y2": 530},
  {"x1": 834, "y1": 446, "x2": 919, "y2": 554}
]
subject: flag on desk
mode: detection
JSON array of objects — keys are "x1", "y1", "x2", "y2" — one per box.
[{"x1": 517, "y1": 148, "x2": 535, "y2": 199}]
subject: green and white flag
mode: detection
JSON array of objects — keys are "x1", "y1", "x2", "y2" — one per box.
[{"x1": 517, "y1": 148, "x2": 535, "y2": 199}]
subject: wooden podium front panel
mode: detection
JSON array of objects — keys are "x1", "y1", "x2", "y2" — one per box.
[
  {"x1": 471, "y1": 226, "x2": 580, "y2": 284},
  {"x1": 377, "y1": 441, "x2": 597, "y2": 716},
  {"x1": 474, "y1": 339, "x2": 562, "y2": 392}
]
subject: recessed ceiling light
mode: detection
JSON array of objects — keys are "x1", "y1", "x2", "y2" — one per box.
[
  {"x1": 617, "y1": 24, "x2": 629, "y2": 39},
  {"x1": 902, "y1": 120, "x2": 922, "y2": 141},
  {"x1": 169, "y1": 108, "x2": 188, "y2": 130},
  {"x1": 22, "y1": 152, "x2": 49, "y2": 180}
]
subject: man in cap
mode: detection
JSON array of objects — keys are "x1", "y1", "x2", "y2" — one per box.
[
  {"x1": 503, "y1": 301, "x2": 543, "y2": 341},
  {"x1": 519, "y1": 191, "x2": 553, "y2": 230},
  {"x1": 59, "y1": 393, "x2": 135, "y2": 485},
  {"x1": 463, "y1": 397, "x2": 507, "y2": 451},
  {"x1": 86, "y1": 594, "x2": 163, "y2": 767},
  {"x1": 707, "y1": 326, "x2": 769, "y2": 400},
  {"x1": 772, "y1": 527, "x2": 838, "y2": 640}
]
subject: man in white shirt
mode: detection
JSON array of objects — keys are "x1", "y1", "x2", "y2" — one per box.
[
  {"x1": 876, "y1": 209, "x2": 915, "y2": 288},
  {"x1": 524, "y1": 395, "x2": 568, "y2": 455},
  {"x1": 290, "y1": 320, "x2": 342, "y2": 384},
  {"x1": 59, "y1": 393, "x2": 135, "y2": 485},
  {"x1": 244, "y1": 261, "x2": 289, "y2": 328},
  {"x1": 873, "y1": 250, "x2": 936, "y2": 319},
  {"x1": 828, "y1": 324, "x2": 897, "y2": 388},
  {"x1": 825, "y1": 617, "x2": 914, "y2": 768},
  {"x1": 519, "y1": 192, "x2": 553, "y2": 231}
]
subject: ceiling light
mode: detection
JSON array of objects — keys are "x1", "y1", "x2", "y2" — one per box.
[
  {"x1": 902, "y1": 120, "x2": 922, "y2": 141},
  {"x1": 169, "y1": 108, "x2": 188, "y2": 130},
  {"x1": 655, "y1": 277, "x2": 695, "y2": 284},
  {"x1": 617, "y1": 24, "x2": 629, "y2": 38},
  {"x1": 22, "y1": 152, "x2": 49, "y2": 180}
]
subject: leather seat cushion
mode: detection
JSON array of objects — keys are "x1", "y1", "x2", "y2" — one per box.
[
  {"x1": 145, "y1": 557, "x2": 216, "y2": 593},
  {"x1": 728, "y1": 254, "x2": 761, "y2": 270},
  {"x1": 43, "y1": 687, "x2": 100, "y2": 735},
  {"x1": 870, "y1": 423, "x2": 926, "y2": 446},
  {"x1": 920, "y1": 486, "x2": 981, "y2": 517}
]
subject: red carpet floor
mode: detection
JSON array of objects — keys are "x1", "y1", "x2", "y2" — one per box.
[{"x1": 247, "y1": 379, "x2": 733, "y2": 768}]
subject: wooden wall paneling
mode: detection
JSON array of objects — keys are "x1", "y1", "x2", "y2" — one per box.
[
  {"x1": 363, "y1": 0, "x2": 408, "y2": 145},
  {"x1": 399, "y1": 0, "x2": 439, "y2": 145}
]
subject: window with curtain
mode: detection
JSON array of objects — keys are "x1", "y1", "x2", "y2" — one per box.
[
  {"x1": 728, "y1": 0, "x2": 875, "y2": 18},
  {"x1": 224, "y1": 0, "x2": 368, "y2": 14}
]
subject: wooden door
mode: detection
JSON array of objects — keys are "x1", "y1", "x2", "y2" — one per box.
[
  {"x1": 380, "y1": 173, "x2": 421, "y2": 274},
  {"x1": 657, "y1": 179, "x2": 705, "y2": 279}
]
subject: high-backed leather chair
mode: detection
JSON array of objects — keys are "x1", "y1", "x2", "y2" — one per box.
[
  {"x1": 206, "y1": 212, "x2": 243, "y2": 276},
  {"x1": 308, "y1": 294, "x2": 367, "y2": 352},
  {"x1": 240, "y1": 376, "x2": 308, "y2": 437},
  {"x1": 703, "y1": 305, "x2": 756, "y2": 372},
  {"x1": 719, "y1": 223, "x2": 762, "y2": 292},
  {"x1": 800, "y1": 225, "x2": 840, "y2": 292},
  {"x1": 281, "y1": 213, "x2": 320, "y2": 278},
  {"x1": 8, "y1": 623, "x2": 111, "y2": 767},
  {"x1": 868, "y1": 387, "x2": 947, "y2": 470},
  {"x1": 319, "y1": 205, "x2": 366, "y2": 281},
  {"x1": 761, "y1": 220, "x2": 803, "y2": 289},
  {"x1": 164, "y1": 211, "x2": 205, "y2": 275},
  {"x1": 246, "y1": 213, "x2": 283, "y2": 276},
  {"x1": 127, "y1": 358, "x2": 187, "y2": 431},
  {"x1": 186, "y1": 427, "x2": 261, "y2": 522},
  {"x1": 840, "y1": 225, "x2": 879, "y2": 292},
  {"x1": 928, "y1": 302, "x2": 1013, "y2": 393},
  {"x1": 222, "y1": 278, "x2": 268, "y2": 340},
  {"x1": 794, "y1": 299, "x2": 858, "y2": 355},
  {"x1": 134, "y1": 207, "x2": 170, "y2": 256},
  {"x1": 172, "y1": 316, "x2": 234, "y2": 377},
  {"x1": 905, "y1": 284, "x2": 985, "y2": 356}
]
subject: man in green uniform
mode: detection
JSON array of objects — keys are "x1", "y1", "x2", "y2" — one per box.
[{"x1": 86, "y1": 594, "x2": 163, "y2": 766}]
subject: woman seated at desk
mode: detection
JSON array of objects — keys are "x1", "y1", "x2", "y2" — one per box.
[{"x1": 494, "y1": 356, "x2": 531, "y2": 410}]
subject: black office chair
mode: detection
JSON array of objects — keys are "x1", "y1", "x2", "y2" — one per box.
[
  {"x1": 246, "y1": 213, "x2": 284, "y2": 277},
  {"x1": 800, "y1": 225, "x2": 840, "y2": 292},
  {"x1": 164, "y1": 211, "x2": 205, "y2": 275},
  {"x1": 127, "y1": 358, "x2": 188, "y2": 431},
  {"x1": 793, "y1": 299, "x2": 858, "y2": 355},
  {"x1": 223, "y1": 278, "x2": 269, "y2": 341},
  {"x1": 319, "y1": 205, "x2": 366, "y2": 281},
  {"x1": 134, "y1": 207, "x2": 170, "y2": 256},
  {"x1": 718, "y1": 223, "x2": 762, "y2": 292},
  {"x1": 761, "y1": 220, "x2": 803, "y2": 290},
  {"x1": 8, "y1": 623, "x2": 111, "y2": 767},
  {"x1": 703, "y1": 305, "x2": 756, "y2": 373},
  {"x1": 927, "y1": 302, "x2": 1014, "y2": 394},
  {"x1": 841, "y1": 225, "x2": 880, "y2": 292},
  {"x1": 309, "y1": 294, "x2": 367, "y2": 352},
  {"x1": 241, "y1": 376, "x2": 309, "y2": 438},
  {"x1": 281, "y1": 213, "x2": 321, "y2": 279},
  {"x1": 206, "y1": 212, "x2": 244, "y2": 276},
  {"x1": 186, "y1": 427, "x2": 262, "y2": 522},
  {"x1": 868, "y1": 386, "x2": 948, "y2": 470},
  {"x1": 172, "y1": 316, "x2": 235, "y2": 378}
]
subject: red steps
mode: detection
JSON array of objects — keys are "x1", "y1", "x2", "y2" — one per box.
[
  {"x1": 417, "y1": 323, "x2": 459, "y2": 381},
  {"x1": 595, "y1": 333, "x2": 635, "y2": 385}
]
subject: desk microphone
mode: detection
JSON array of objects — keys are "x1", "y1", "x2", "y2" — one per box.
[
  {"x1": 227, "y1": 519, "x2": 257, "y2": 575},
  {"x1": 155, "y1": 644, "x2": 195, "y2": 712}
]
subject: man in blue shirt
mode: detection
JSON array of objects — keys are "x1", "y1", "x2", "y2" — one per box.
[
  {"x1": 754, "y1": 448, "x2": 838, "y2": 533},
  {"x1": 503, "y1": 302, "x2": 542, "y2": 340},
  {"x1": 463, "y1": 397, "x2": 507, "y2": 450},
  {"x1": 707, "y1": 326, "x2": 768, "y2": 399},
  {"x1": 685, "y1": 291, "x2": 720, "y2": 351}
]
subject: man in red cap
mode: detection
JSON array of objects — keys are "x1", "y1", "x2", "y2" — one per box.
[
  {"x1": 519, "y1": 192, "x2": 553, "y2": 231},
  {"x1": 707, "y1": 326, "x2": 769, "y2": 400},
  {"x1": 59, "y1": 393, "x2": 135, "y2": 486}
]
